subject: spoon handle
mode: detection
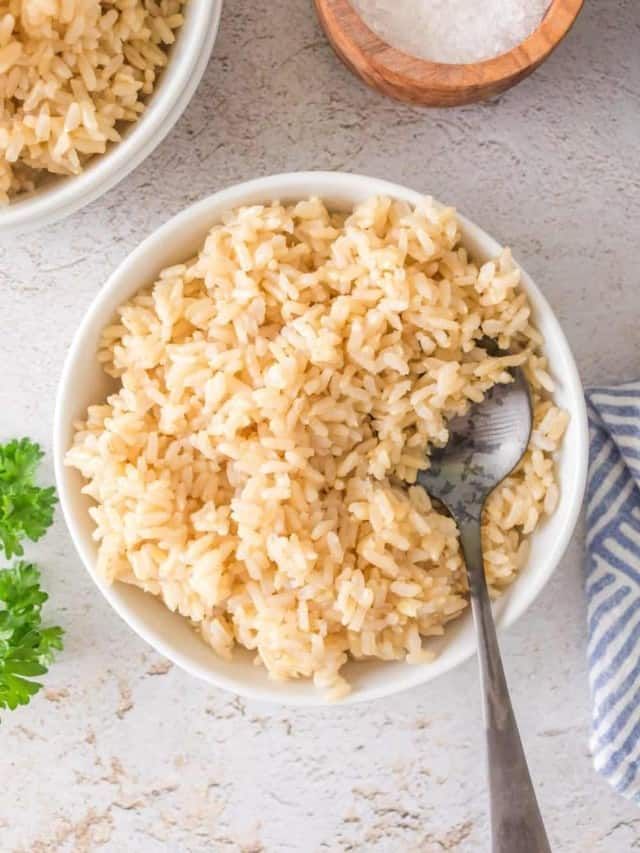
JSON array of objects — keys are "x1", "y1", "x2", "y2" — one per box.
[{"x1": 459, "y1": 522, "x2": 552, "y2": 853}]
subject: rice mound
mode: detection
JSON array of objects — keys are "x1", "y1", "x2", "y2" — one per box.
[
  {"x1": 66, "y1": 196, "x2": 568, "y2": 698},
  {"x1": 0, "y1": 0, "x2": 186, "y2": 203}
]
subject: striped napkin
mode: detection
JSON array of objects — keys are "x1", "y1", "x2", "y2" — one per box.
[{"x1": 586, "y1": 380, "x2": 640, "y2": 799}]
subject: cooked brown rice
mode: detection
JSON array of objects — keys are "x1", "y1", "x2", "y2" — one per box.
[
  {"x1": 65, "y1": 196, "x2": 568, "y2": 698},
  {"x1": 0, "y1": 0, "x2": 186, "y2": 203}
]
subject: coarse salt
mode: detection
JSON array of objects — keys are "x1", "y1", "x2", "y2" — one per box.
[{"x1": 352, "y1": 0, "x2": 551, "y2": 64}]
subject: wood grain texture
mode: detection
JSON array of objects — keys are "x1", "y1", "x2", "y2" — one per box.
[{"x1": 314, "y1": 0, "x2": 584, "y2": 106}]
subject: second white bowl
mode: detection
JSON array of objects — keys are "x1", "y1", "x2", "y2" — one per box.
[
  {"x1": 54, "y1": 171, "x2": 588, "y2": 705},
  {"x1": 0, "y1": 0, "x2": 222, "y2": 235}
]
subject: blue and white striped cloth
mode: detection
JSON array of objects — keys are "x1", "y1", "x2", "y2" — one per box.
[{"x1": 586, "y1": 379, "x2": 640, "y2": 799}]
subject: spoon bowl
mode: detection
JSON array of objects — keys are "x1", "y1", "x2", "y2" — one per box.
[{"x1": 419, "y1": 366, "x2": 532, "y2": 524}]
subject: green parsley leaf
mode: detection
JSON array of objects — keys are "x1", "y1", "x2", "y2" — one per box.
[
  {"x1": 0, "y1": 562, "x2": 64, "y2": 711},
  {"x1": 0, "y1": 438, "x2": 57, "y2": 558}
]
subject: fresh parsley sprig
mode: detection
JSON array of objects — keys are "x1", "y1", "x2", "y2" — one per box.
[
  {"x1": 0, "y1": 562, "x2": 64, "y2": 710},
  {"x1": 0, "y1": 438, "x2": 57, "y2": 558},
  {"x1": 0, "y1": 439, "x2": 63, "y2": 713}
]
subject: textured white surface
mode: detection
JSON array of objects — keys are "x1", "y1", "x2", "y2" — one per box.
[{"x1": 0, "y1": 0, "x2": 638, "y2": 850}]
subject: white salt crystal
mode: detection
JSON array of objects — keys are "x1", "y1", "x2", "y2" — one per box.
[{"x1": 352, "y1": 0, "x2": 551, "y2": 64}]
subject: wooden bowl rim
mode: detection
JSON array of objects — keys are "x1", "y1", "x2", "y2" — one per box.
[{"x1": 318, "y1": 0, "x2": 584, "y2": 92}]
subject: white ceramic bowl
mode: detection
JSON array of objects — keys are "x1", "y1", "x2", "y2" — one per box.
[
  {"x1": 54, "y1": 172, "x2": 588, "y2": 706},
  {"x1": 0, "y1": 0, "x2": 222, "y2": 235}
]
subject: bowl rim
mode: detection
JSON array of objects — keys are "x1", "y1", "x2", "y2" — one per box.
[
  {"x1": 314, "y1": 0, "x2": 584, "y2": 103},
  {"x1": 53, "y1": 170, "x2": 589, "y2": 706},
  {"x1": 0, "y1": 0, "x2": 222, "y2": 235}
]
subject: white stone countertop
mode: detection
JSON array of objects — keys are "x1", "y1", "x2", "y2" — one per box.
[{"x1": 1, "y1": 1, "x2": 639, "y2": 850}]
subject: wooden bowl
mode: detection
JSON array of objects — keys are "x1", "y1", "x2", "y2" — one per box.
[{"x1": 314, "y1": 0, "x2": 584, "y2": 106}]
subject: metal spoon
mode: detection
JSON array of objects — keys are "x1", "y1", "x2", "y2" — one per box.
[{"x1": 417, "y1": 366, "x2": 552, "y2": 853}]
